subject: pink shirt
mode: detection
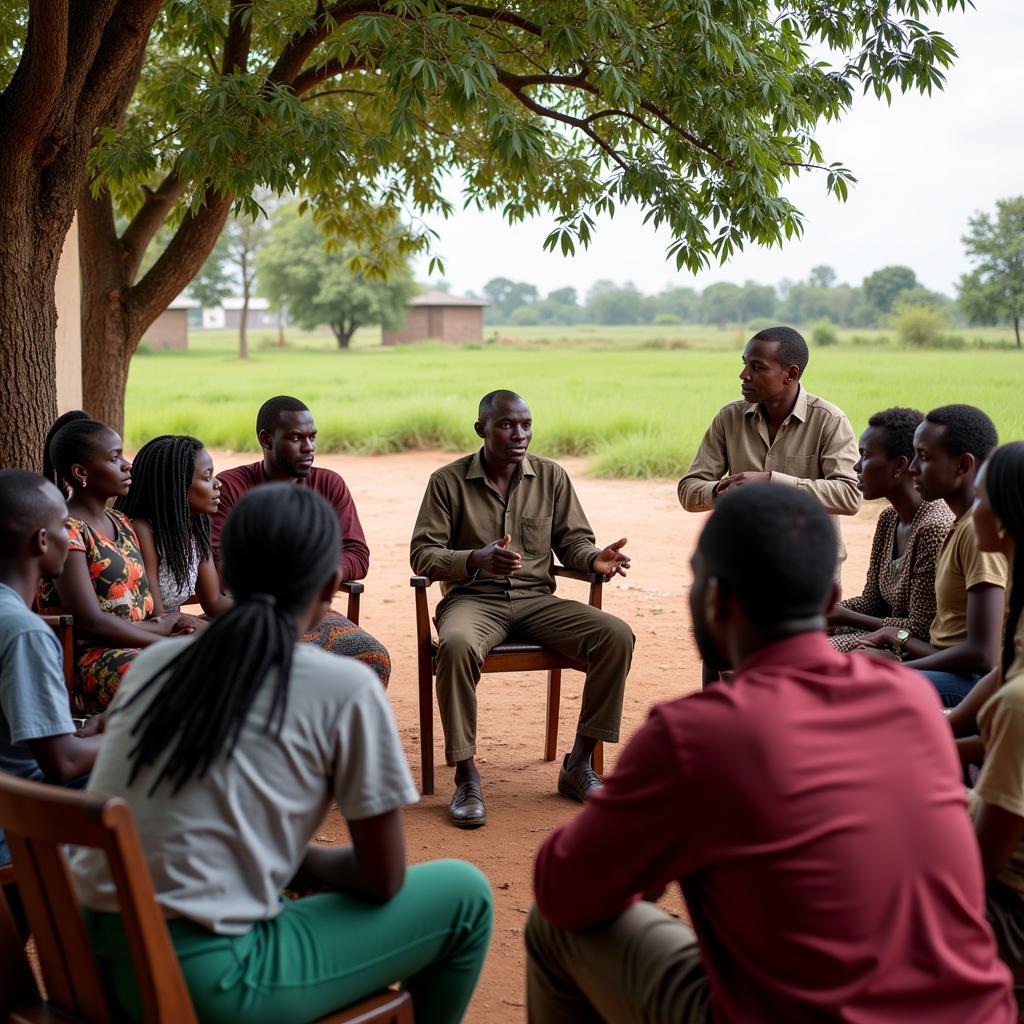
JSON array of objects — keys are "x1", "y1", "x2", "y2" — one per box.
[
  {"x1": 534, "y1": 633, "x2": 1013, "y2": 1022},
  {"x1": 212, "y1": 462, "x2": 370, "y2": 582}
]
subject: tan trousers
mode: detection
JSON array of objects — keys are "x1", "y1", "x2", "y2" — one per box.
[
  {"x1": 525, "y1": 902, "x2": 710, "y2": 1023},
  {"x1": 434, "y1": 590, "x2": 633, "y2": 763}
]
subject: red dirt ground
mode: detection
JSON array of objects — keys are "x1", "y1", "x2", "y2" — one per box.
[{"x1": 210, "y1": 449, "x2": 878, "y2": 1023}]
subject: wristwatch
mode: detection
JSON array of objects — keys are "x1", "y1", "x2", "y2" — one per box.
[{"x1": 893, "y1": 629, "x2": 911, "y2": 656}]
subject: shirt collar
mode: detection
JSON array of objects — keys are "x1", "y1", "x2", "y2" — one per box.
[
  {"x1": 466, "y1": 448, "x2": 536, "y2": 480},
  {"x1": 743, "y1": 384, "x2": 808, "y2": 425},
  {"x1": 733, "y1": 630, "x2": 841, "y2": 676}
]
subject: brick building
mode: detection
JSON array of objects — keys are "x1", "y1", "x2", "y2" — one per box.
[{"x1": 382, "y1": 290, "x2": 487, "y2": 345}]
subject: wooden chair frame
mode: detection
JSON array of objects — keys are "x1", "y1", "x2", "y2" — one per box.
[
  {"x1": 412, "y1": 567, "x2": 606, "y2": 796},
  {"x1": 0, "y1": 774, "x2": 412, "y2": 1024}
]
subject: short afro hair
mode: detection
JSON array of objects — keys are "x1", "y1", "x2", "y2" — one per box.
[
  {"x1": 478, "y1": 389, "x2": 525, "y2": 421},
  {"x1": 867, "y1": 407, "x2": 924, "y2": 462},
  {"x1": 0, "y1": 470, "x2": 65, "y2": 557},
  {"x1": 750, "y1": 326, "x2": 809, "y2": 376},
  {"x1": 256, "y1": 396, "x2": 309, "y2": 437},
  {"x1": 697, "y1": 484, "x2": 836, "y2": 625},
  {"x1": 924, "y1": 404, "x2": 998, "y2": 464}
]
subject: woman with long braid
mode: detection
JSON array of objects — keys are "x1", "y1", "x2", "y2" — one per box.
[
  {"x1": 70, "y1": 485, "x2": 492, "y2": 1024},
  {"x1": 961, "y1": 442, "x2": 1024, "y2": 997},
  {"x1": 39, "y1": 411, "x2": 183, "y2": 712},
  {"x1": 115, "y1": 435, "x2": 231, "y2": 618}
]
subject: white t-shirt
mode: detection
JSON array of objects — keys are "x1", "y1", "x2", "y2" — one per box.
[{"x1": 70, "y1": 636, "x2": 418, "y2": 934}]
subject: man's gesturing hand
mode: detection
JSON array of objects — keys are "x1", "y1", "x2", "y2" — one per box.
[
  {"x1": 594, "y1": 538, "x2": 630, "y2": 579},
  {"x1": 468, "y1": 535, "x2": 523, "y2": 576},
  {"x1": 715, "y1": 471, "x2": 772, "y2": 496}
]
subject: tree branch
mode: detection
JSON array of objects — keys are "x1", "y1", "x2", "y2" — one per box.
[
  {"x1": 292, "y1": 56, "x2": 370, "y2": 96},
  {"x1": 495, "y1": 69, "x2": 629, "y2": 171},
  {"x1": 128, "y1": 187, "x2": 234, "y2": 334},
  {"x1": 0, "y1": 0, "x2": 70, "y2": 144},
  {"x1": 223, "y1": 1, "x2": 254, "y2": 75},
  {"x1": 120, "y1": 173, "x2": 190, "y2": 282}
]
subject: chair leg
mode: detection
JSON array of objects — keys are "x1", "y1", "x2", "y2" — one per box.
[
  {"x1": 419, "y1": 661, "x2": 435, "y2": 796},
  {"x1": 544, "y1": 669, "x2": 561, "y2": 762},
  {"x1": 593, "y1": 740, "x2": 604, "y2": 777}
]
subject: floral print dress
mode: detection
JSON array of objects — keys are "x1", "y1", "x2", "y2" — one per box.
[{"x1": 39, "y1": 510, "x2": 155, "y2": 713}]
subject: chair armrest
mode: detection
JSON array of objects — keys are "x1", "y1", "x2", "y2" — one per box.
[
  {"x1": 410, "y1": 576, "x2": 433, "y2": 588},
  {"x1": 552, "y1": 566, "x2": 606, "y2": 585},
  {"x1": 339, "y1": 581, "x2": 364, "y2": 595},
  {"x1": 39, "y1": 614, "x2": 74, "y2": 627}
]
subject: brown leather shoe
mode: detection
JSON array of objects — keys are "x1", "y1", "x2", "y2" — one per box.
[
  {"x1": 449, "y1": 780, "x2": 487, "y2": 828},
  {"x1": 558, "y1": 754, "x2": 603, "y2": 802}
]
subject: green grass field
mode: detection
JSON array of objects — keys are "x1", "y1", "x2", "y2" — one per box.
[{"x1": 125, "y1": 325, "x2": 1024, "y2": 479}]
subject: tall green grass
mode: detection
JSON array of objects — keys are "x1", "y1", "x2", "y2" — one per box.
[{"x1": 126, "y1": 330, "x2": 1024, "y2": 479}]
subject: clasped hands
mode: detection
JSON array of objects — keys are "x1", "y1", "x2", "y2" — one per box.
[
  {"x1": 714, "y1": 471, "x2": 772, "y2": 497},
  {"x1": 468, "y1": 535, "x2": 631, "y2": 580}
]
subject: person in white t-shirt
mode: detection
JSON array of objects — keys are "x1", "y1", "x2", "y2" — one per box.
[{"x1": 71, "y1": 484, "x2": 492, "y2": 1024}]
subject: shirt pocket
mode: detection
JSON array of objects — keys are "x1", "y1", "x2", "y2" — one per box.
[
  {"x1": 778, "y1": 455, "x2": 816, "y2": 478},
  {"x1": 520, "y1": 516, "x2": 553, "y2": 556}
]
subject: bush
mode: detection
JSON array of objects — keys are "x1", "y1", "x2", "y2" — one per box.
[
  {"x1": 746, "y1": 317, "x2": 778, "y2": 333},
  {"x1": 811, "y1": 319, "x2": 839, "y2": 346},
  {"x1": 652, "y1": 312, "x2": 682, "y2": 325},
  {"x1": 895, "y1": 304, "x2": 947, "y2": 348},
  {"x1": 850, "y1": 333, "x2": 889, "y2": 347}
]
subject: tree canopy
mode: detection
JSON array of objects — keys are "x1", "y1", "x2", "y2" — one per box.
[{"x1": 0, "y1": 0, "x2": 972, "y2": 464}]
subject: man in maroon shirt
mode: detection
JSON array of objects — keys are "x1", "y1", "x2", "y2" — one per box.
[
  {"x1": 527, "y1": 485, "x2": 1013, "y2": 1023},
  {"x1": 212, "y1": 396, "x2": 390, "y2": 685}
]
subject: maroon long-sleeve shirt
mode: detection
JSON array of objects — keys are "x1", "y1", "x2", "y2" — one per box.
[
  {"x1": 534, "y1": 633, "x2": 1014, "y2": 1022},
  {"x1": 211, "y1": 462, "x2": 370, "y2": 582}
]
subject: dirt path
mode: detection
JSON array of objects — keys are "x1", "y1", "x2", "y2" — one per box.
[{"x1": 209, "y1": 449, "x2": 878, "y2": 1022}]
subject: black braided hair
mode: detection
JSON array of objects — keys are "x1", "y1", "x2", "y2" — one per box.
[
  {"x1": 120, "y1": 484, "x2": 340, "y2": 794},
  {"x1": 43, "y1": 411, "x2": 108, "y2": 496},
  {"x1": 867, "y1": 407, "x2": 923, "y2": 462},
  {"x1": 114, "y1": 435, "x2": 211, "y2": 595},
  {"x1": 984, "y1": 442, "x2": 1024, "y2": 678}
]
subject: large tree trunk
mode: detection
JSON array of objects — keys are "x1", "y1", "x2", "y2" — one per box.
[
  {"x1": 0, "y1": 2, "x2": 164, "y2": 466},
  {"x1": 79, "y1": 186, "x2": 233, "y2": 431},
  {"x1": 333, "y1": 320, "x2": 357, "y2": 348}
]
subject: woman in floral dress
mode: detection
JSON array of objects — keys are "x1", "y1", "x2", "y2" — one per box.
[{"x1": 40, "y1": 412, "x2": 185, "y2": 713}]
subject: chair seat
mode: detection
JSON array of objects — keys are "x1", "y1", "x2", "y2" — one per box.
[{"x1": 428, "y1": 638, "x2": 588, "y2": 672}]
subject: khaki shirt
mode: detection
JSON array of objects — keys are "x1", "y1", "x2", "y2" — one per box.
[
  {"x1": 970, "y1": 609, "x2": 1024, "y2": 891},
  {"x1": 929, "y1": 511, "x2": 1007, "y2": 649},
  {"x1": 410, "y1": 450, "x2": 601, "y2": 598},
  {"x1": 677, "y1": 386, "x2": 861, "y2": 560}
]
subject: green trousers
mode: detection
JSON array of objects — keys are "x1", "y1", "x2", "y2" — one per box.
[{"x1": 83, "y1": 859, "x2": 493, "y2": 1024}]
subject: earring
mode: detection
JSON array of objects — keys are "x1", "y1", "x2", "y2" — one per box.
[{"x1": 81, "y1": 479, "x2": 88, "y2": 489}]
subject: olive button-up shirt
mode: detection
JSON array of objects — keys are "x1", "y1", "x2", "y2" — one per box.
[{"x1": 410, "y1": 450, "x2": 601, "y2": 598}]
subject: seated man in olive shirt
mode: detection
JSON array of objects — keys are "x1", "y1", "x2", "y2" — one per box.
[{"x1": 410, "y1": 391, "x2": 634, "y2": 829}]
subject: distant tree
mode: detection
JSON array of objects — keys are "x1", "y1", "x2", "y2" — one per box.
[
  {"x1": 188, "y1": 234, "x2": 233, "y2": 311},
  {"x1": 740, "y1": 281, "x2": 778, "y2": 321},
  {"x1": 862, "y1": 266, "x2": 919, "y2": 316},
  {"x1": 586, "y1": 282, "x2": 646, "y2": 325},
  {"x1": 653, "y1": 287, "x2": 700, "y2": 323},
  {"x1": 958, "y1": 197, "x2": 1024, "y2": 348},
  {"x1": 701, "y1": 282, "x2": 745, "y2": 325},
  {"x1": 256, "y1": 208, "x2": 416, "y2": 348},
  {"x1": 482, "y1": 278, "x2": 539, "y2": 322},
  {"x1": 780, "y1": 283, "x2": 858, "y2": 325},
  {"x1": 547, "y1": 286, "x2": 579, "y2": 308},
  {"x1": 809, "y1": 265, "x2": 838, "y2": 289}
]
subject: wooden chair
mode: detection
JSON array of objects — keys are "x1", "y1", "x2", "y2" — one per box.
[
  {"x1": 0, "y1": 773, "x2": 413, "y2": 1024},
  {"x1": 339, "y1": 581, "x2": 363, "y2": 625},
  {"x1": 412, "y1": 567, "x2": 606, "y2": 796}
]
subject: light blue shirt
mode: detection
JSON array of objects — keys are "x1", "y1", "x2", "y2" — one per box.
[{"x1": 0, "y1": 581, "x2": 74, "y2": 781}]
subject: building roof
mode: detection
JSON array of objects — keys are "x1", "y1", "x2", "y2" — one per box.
[
  {"x1": 167, "y1": 295, "x2": 201, "y2": 309},
  {"x1": 222, "y1": 297, "x2": 271, "y2": 311},
  {"x1": 409, "y1": 289, "x2": 488, "y2": 307}
]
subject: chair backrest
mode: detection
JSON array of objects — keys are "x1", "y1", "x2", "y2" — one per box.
[{"x1": 0, "y1": 773, "x2": 197, "y2": 1023}]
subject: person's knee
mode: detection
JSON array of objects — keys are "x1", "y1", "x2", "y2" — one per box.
[
  {"x1": 599, "y1": 614, "x2": 635, "y2": 657},
  {"x1": 436, "y1": 630, "x2": 486, "y2": 671},
  {"x1": 419, "y1": 859, "x2": 494, "y2": 937}
]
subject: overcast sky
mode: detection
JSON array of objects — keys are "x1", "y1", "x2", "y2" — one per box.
[{"x1": 412, "y1": 1, "x2": 1023, "y2": 300}]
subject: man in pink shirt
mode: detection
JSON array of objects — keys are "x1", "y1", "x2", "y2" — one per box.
[
  {"x1": 213, "y1": 396, "x2": 390, "y2": 685},
  {"x1": 527, "y1": 484, "x2": 1013, "y2": 1023}
]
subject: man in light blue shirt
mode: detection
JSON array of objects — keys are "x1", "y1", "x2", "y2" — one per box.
[{"x1": 0, "y1": 470, "x2": 104, "y2": 865}]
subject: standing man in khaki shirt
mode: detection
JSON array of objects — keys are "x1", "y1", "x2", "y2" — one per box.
[
  {"x1": 411, "y1": 391, "x2": 634, "y2": 829},
  {"x1": 678, "y1": 325, "x2": 861, "y2": 546}
]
